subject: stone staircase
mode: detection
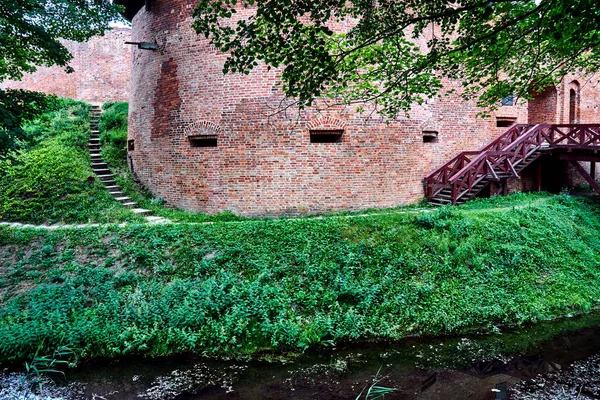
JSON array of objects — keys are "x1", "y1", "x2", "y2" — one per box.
[{"x1": 90, "y1": 105, "x2": 166, "y2": 223}]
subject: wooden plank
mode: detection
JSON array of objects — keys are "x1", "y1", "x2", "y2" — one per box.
[
  {"x1": 570, "y1": 161, "x2": 600, "y2": 195},
  {"x1": 556, "y1": 153, "x2": 600, "y2": 162}
]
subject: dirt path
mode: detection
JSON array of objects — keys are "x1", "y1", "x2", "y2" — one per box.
[{"x1": 0, "y1": 197, "x2": 555, "y2": 231}]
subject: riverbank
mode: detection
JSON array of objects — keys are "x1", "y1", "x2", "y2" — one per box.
[
  {"x1": 4, "y1": 308, "x2": 600, "y2": 399},
  {"x1": 2, "y1": 193, "x2": 600, "y2": 364}
]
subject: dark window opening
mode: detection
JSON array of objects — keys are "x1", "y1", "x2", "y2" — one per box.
[
  {"x1": 189, "y1": 135, "x2": 218, "y2": 147},
  {"x1": 422, "y1": 130, "x2": 439, "y2": 143},
  {"x1": 496, "y1": 117, "x2": 517, "y2": 128},
  {"x1": 310, "y1": 130, "x2": 343, "y2": 143},
  {"x1": 501, "y1": 94, "x2": 515, "y2": 106},
  {"x1": 127, "y1": 140, "x2": 135, "y2": 151},
  {"x1": 569, "y1": 88, "x2": 579, "y2": 124}
]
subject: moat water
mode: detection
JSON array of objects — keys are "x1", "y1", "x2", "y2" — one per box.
[{"x1": 4, "y1": 311, "x2": 600, "y2": 399}]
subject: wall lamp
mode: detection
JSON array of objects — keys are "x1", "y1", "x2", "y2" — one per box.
[{"x1": 125, "y1": 41, "x2": 158, "y2": 51}]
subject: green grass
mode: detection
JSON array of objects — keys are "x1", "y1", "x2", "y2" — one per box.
[
  {"x1": 1, "y1": 193, "x2": 600, "y2": 363},
  {"x1": 0, "y1": 98, "x2": 142, "y2": 224}
]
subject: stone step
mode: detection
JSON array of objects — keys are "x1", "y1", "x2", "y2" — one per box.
[
  {"x1": 97, "y1": 174, "x2": 114, "y2": 180},
  {"x1": 93, "y1": 168, "x2": 111, "y2": 174},
  {"x1": 105, "y1": 185, "x2": 120, "y2": 190},
  {"x1": 146, "y1": 216, "x2": 169, "y2": 224},
  {"x1": 132, "y1": 208, "x2": 152, "y2": 215},
  {"x1": 115, "y1": 196, "x2": 131, "y2": 202},
  {"x1": 110, "y1": 191, "x2": 123, "y2": 197},
  {"x1": 122, "y1": 202, "x2": 138, "y2": 208}
]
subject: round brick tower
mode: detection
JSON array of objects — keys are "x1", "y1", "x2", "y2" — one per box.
[{"x1": 122, "y1": 0, "x2": 528, "y2": 216}]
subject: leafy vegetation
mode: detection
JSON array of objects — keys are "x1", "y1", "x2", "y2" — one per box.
[
  {"x1": 1, "y1": 1, "x2": 121, "y2": 152},
  {"x1": 1, "y1": 1, "x2": 121, "y2": 83},
  {"x1": 1, "y1": 193, "x2": 600, "y2": 363},
  {"x1": 0, "y1": 90, "x2": 58, "y2": 153},
  {"x1": 98, "y1": 102, "x2": 246, "y2": 223},
  {"x1": 25, "y1": 343, "x2": 77, "y2": 393},
  {"x1": 193, "y1": 0, "x2": 600, "y2": 116},
  {"x1": 99, "y1": 101, "x2": 128, "y2": 169},
  {"x1": 0, "y1": 99, "x2": 141, "y2": 224}
]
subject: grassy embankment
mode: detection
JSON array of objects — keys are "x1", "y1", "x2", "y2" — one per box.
[
  {"x1": 0, "y1": 98, "x2": 142, "y2": 224},
  {"x1": 1, "y1": 192, "x2": 600, "y2": 363}
]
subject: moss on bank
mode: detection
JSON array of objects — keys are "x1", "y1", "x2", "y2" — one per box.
[{"x1": 1, "y1": 193, "x2": 600, "y2": 362}]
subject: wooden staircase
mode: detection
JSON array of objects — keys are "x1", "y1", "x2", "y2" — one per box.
[{"x1": 424, "y1": 124, "x2": 600, "y2": 205}]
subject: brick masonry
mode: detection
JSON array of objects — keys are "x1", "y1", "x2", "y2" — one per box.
[
  {"x1": 1, "y1": 28, "x2": 132, "y2": 104},
  {"x1": 126, "y1": 1, "x2": 600, "y2": 216}
]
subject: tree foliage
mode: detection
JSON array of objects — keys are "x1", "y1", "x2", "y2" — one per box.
[
  {"x1": 0, "y1": 89, "x2": 56, "y2": 151},
  {"x1": 0, "y1": 0, "x2": 122, "y2": 152},
  {"x1": 0, "y1": 0, "x2": 122, "y2": 82},
  {"x1": 193, "y1": 0, "x2": 600, "y2": 117}
]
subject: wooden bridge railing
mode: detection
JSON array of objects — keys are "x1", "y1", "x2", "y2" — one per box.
[{"x1": 424, "y1": 124, "x2": 600, "y2": 203}]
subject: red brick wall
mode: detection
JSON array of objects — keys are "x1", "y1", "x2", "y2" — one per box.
[
  {"x1": 126, "y1": 1, "x2": 599, "y2": 216},
  {"x1": 1, "y1": 29, "x2": 131, "y2": 104},
  {"x1": 528, "y1": 86, "x2": 558, "y2": 124}
]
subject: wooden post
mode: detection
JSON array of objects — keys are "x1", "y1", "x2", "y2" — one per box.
[
  {"x1": 592, "y1": 162, "x2": 597, "y2": 183},
  {"x1": 536, "y1": 162, "x2": 542, "y2": 192},
  {"x1": 570, "y1": 161, "x2": 600, "y2": 195}
]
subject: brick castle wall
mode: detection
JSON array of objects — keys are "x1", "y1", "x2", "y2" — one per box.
[
  {"x1": 127, "y1": 1, "x2": 599, "y2": 216},
  {"x1": 1, "y1": 28, "x2": 132, "y2": 104}
]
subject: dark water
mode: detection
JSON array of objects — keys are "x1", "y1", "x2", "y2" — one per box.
[{"x1": 10, "y1": 311, "x2": 600, "y2": 399}]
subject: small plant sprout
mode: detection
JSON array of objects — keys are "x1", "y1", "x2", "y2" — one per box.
[
  {"x1": 355, "y1": 367, "x2": 396, "y2": 400},
  {"x1": 25, "y1": 341, "x2": 78, "y2": 393}
]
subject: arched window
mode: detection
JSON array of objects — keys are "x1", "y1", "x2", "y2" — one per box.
[{"x1": 569, "y1": 81, "x2": 581, "y2": 124}]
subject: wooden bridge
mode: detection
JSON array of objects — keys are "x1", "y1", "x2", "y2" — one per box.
[{"x1": 424, "y1": 124, "x2": 600, "y2": 205}]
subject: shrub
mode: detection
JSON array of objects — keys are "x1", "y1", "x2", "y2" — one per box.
[
  {"x1": 99, "y1": 102, "x2": 128, "y2": 169},
  {"x1": 0, "y1": 90, "x2": 58, "y2": 154},
  {"x1": 99, "y1": 102, "x2": 128, "y2": 132}
]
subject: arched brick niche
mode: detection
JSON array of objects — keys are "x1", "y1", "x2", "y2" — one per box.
[
  {"x1": 568, "y1": 80, "x2": 581, "y2": 124},
  {"x1": 306, "y1": 117, "x2": 347, "y2": 144},
  {"x1": 176, "y1": 121, "x2": 222, "y2": 147}
]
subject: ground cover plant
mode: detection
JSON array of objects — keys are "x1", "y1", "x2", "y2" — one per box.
[
  {"x1": 0, "y1": 98, "x2": 142, "y2": 224},
  {"x1": 1, "y1": 193, "x2": 599, "y2": 363}
]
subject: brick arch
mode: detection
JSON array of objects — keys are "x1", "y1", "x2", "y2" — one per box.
[
  {"x1": 568, "y1": 80, "x2": 581, "y2": 124},
  {"x1": 183, "y1": 120, "x2": 222, "y2": 137},
  {"x1": 306, "y1": 117, "x2": 348, "y2": 131}
]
